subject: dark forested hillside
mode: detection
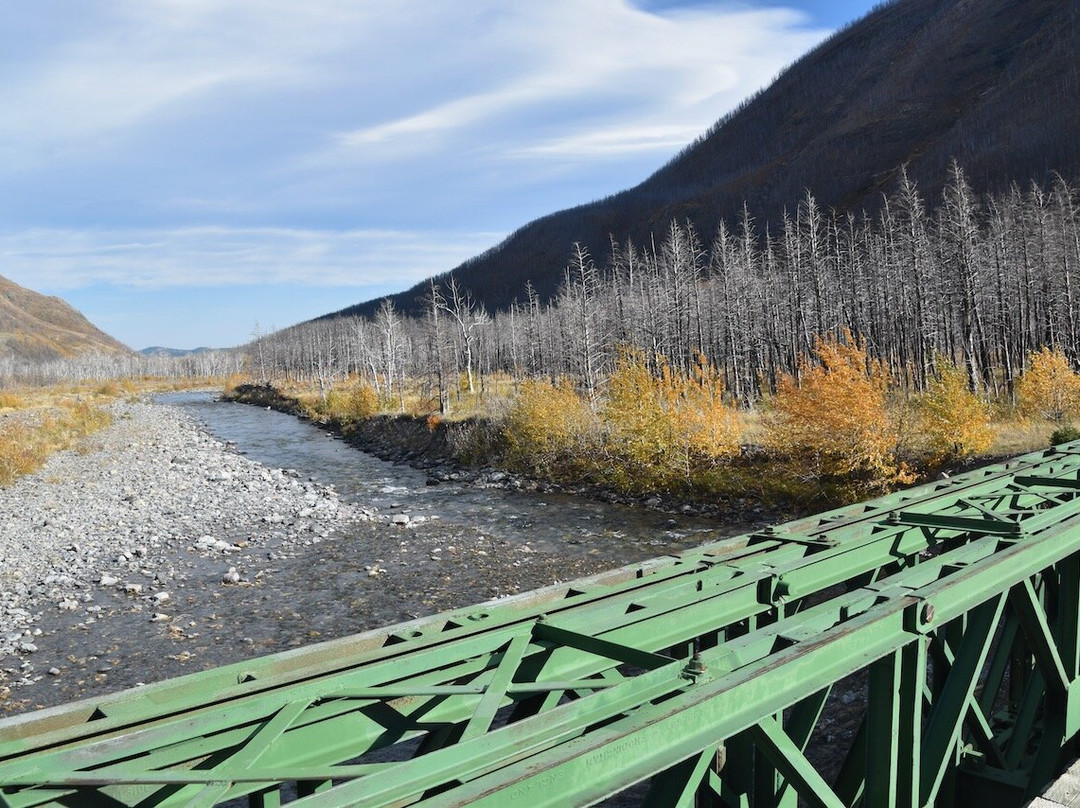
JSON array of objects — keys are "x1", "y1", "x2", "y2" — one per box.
[{"x1": 329, "y1": 0, "x2": 1080, "y2": 319}]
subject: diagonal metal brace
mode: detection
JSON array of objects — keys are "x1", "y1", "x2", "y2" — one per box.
[{"x1": 893, "y1": 511, "x2": 1022, "y2": 537}]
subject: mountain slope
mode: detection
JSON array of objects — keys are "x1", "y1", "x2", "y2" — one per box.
[
  {"x1": 330, "y1": 0, "x2": 1080, "y2": 318},
  {"x1": 139, "y1": 346, "x2": 213, "y2": 358},
  {"x1": 0, "y1": 275, "x2": 130, "y2": 362}
]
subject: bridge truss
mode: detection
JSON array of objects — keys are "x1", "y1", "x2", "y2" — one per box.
[{"x1": 6, "y1": 444, "x2": 1080, "y2": 805}]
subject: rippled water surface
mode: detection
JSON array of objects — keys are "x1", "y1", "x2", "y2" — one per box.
[
  {"x1": 160, "y1": 391, "x2": 738, "y2": 560},
  {"x1": 18, "y1": 392, "x2": 759, "y2": 710}
]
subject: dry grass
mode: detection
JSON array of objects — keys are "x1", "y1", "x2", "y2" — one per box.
[
  {"x1": 988, "y1": 417, "x2": 1057, "y2": 457},
  {"x1": 0, "y1": 408, "x2": 112, "y2": 486},
  {"x1": 0, "y1": 385, "x2": 119, "y2": 487},
  {"x1": 267, "y1": 373, "x2": 520, "y2": 424},
  {"x1": 0, "y1": 391, "x2": 26, "y2": 410}
]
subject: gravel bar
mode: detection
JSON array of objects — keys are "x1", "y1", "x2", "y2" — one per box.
[{"x1": 0, "y1": 398, "x2": 358, "y2": 702}]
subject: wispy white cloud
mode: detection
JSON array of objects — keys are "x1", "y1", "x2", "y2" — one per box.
[
  {"x1": 0, "y1": 1, "x2": 376, "y2": 172},
  {"x1": 324, "y1": 1, "x2": 822, "y2": 164},
  {"x1": 0, "y1": 0, "x2": 837, "y2": 346},
  {"x1": 513, "y1": 124, "x2": 705, "y2": 158},
  {"x1": 0, "y1": 1, "x2": 826, "y2": 186},
  {"x1": 0, "y1": 226, "x2": 503, "y2": 290}
]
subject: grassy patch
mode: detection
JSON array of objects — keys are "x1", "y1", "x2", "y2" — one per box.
[{"x1": 0, "y1": 388, "x2": 116, "y2": 487}]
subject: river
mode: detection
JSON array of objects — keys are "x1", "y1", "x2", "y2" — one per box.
[
  {"x1": 12, "y1": 391, "x2": 759, "y2": 711},
  {"x1": 167, "y1": 391, "x2": 739, "y2": 557}
]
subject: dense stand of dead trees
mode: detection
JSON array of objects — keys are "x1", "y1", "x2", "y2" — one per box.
[
  {"x1": 0, "y1": 349, "x2": 245, "y2": 386},
  {"x1": 249, "y1": 165, "x2": 1080, "y2": 410}
]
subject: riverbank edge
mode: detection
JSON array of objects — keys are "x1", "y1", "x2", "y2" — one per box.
[
  {"x1": 221, "y1": 383, "x2": 795, "y2": 524},
  {"x1": 0, "y1": 396, "x2": 361, "y2": 705}
]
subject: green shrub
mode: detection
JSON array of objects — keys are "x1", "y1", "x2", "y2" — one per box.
[{"x1": 1050, "y1": 424, "x2": 1080, "y2": 446}]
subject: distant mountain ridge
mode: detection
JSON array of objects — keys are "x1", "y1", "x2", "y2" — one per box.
[
  {"x1": 0, "y1": 274, "x2": 129, "y2": 362},
  {"x1": 139, "y1": 346, "x2": 213, "y2": 358},
  {"x1": 328, "y1": 0, "x2": 1080, "y2": 318}
]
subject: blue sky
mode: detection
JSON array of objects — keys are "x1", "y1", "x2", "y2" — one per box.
[{"x1": 0, "y1": 0, "x2": 879, "y2": 350}]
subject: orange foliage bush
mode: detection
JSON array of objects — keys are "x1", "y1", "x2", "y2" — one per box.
[{"x1": 765, "y1": 331, "x2": 909, "y2": 483}]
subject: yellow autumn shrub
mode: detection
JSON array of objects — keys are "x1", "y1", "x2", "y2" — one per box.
[
  {"x1": 919, "y1": 357, "x2": 994, "y2": 464},
  {"x1": 668, "y1": 353, "x2": 742, "y2": 462},
  {"x1": 308, "y1": 383, "x2": 380, "y2": 422},
  {"x1": 602, "y1": 350, "x2": 673, "y2": 472},
  {"x1": 337, "y1": 383, "x2": 379, "y2": 421},
  {"x1": 502, "y1": 378, "x2": 597, "y2": 474},
  {"x1": 1017, "y1": 347, "x2": 1080, "y2": 422},
  {"x1": 765, "y1": 331, "x2": 908, "y2": 482},
  {"x1": 601, "y1": 349, "x2": 741, "y2": 490}
]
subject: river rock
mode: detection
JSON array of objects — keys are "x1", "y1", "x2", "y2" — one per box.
[{"x1": 0, "y1": 398, "x2": 359, "y2": 678}]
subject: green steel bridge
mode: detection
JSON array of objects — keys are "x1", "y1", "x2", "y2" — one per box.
[{"x1": 6, "y1": 442, "x2": 1080, "y2": 806}]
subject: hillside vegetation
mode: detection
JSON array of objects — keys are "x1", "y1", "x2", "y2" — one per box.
[
  {"x1": 240, "y1": 162, "x2": 1080, "y2": 507},
  {"x1": 0, "y1": 275, "x2": 130, "y2": 363},
  {"x1": 331, "y1": 0, "x2": 1080, "y2": 319}
]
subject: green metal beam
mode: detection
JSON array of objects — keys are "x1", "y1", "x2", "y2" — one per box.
[{"x1": 7, "y1": 442, "x2": 1080, "y2": 805}]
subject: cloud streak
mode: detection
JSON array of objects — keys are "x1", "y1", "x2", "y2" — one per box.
[
  {"x1": 324, "y1": 2, "x2": 821, "y2": 164},
  {"x1": 0, "y1": 226, "x2": 502, "y2": 290},
  {"x1": 0, "y1": 0, "x2": 838, "y2": 347}
]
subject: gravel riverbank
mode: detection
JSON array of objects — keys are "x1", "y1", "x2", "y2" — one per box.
[
  {"x1": 0, "y1": 398, "x2": 359, "y2": 708},
  {"x1": 0, "y1": 396, "x2": 660, "y2": 714}
]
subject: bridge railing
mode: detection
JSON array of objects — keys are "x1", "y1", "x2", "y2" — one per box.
[{"x1": 5, "y1": 443, "x2": 1080, "y2": 806}]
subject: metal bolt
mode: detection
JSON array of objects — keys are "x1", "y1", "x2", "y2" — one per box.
[
  {"x1": 921, "y1": 603, "x2": 935, "y2": 625},
  {"x1": 683, "y1": 652, "x2": 707, "y2": 679}
]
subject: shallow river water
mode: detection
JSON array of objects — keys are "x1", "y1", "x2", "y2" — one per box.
[
  {"x1": 167, "y1": 392, "x2": 733, "y2": 558},
  {"x1": 16, "y1": 392, "x2": 760, "y2": 711}
]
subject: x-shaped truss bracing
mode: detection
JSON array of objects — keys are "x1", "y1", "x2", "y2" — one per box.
[{"x1": 6, "y1": 444, "x2": 1080, "y2": 805}]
